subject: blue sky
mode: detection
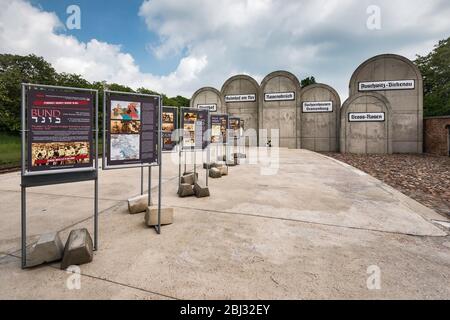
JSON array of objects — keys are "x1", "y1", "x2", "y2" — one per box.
[
  {"x1": 1, "y1": 0, "x2": 450, "y2": 98},
  {"x1": 30, "y1": 0, "x2": 177, "y2": 74}
]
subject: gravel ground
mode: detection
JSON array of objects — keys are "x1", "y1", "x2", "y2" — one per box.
[{"x1": 322, "y1": 153, "x2": 450, "y2": 219}]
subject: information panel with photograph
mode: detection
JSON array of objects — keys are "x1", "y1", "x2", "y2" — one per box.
[
  {"x1": 229, "y1": 117, "x2": 241, "y2": 139},
  {"x1": 162, "y1": 107, "x2": 178, "y2": 152},
  {"x1": 181, "y1": 108, "x2": 209, "y2": 150},
  {"x1": 210, "y1": 114, "x2": 229, "y2": 144},
  {"x1": 105, "y1": 92, "x2": 159, "y2": 168},
  {"x1": 26, "y1": 87, "x2": 95, "y2": 174}
]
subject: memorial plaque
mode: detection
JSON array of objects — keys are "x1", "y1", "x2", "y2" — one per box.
[
  {"x1": 211, "y1": 114, "x2": 229, "y2": 144},
  {"x1": 162, "y1": 107, "x2": 178, "y2": 152},
  {"x1": 181, "y1": 109, "x2": 209, "y2": 150},
  {"x1": 105, "y1": 92, "x2": 159, "y2": 168},
  {"x1": 348, "y1": 112, "x2": 385, "y2": 122},
  {"x1": 26, "y1": 87, "x2": 94, "y2": 174}
]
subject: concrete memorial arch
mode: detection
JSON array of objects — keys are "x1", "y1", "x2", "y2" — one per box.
[
  {"x1": 221, "y1": 75, "x2": 260, "y2": 144},
  {"x1": 298, "y1": 83, "x2": 341, "y2": 152},
  {"x1": 190, "y1": 87, "x2": 225, "y2": 114},
  {"x1": 349, "y1": 54, "x2": 423, "y2": 153},
  {"x1": 260, "y1": 71, "x2": 300, "y2": 148},
  {"x1": 340, "y1": 92, "x2": 393, "y2": 154}
]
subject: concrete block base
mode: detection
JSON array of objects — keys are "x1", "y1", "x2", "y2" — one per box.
[
  {"x1": 61, "y1": 228, "x2": 93, "y2": 270},
  {"x1": 178, "y1": 183, "x2": 195, "y2": 197},
  {"x1": 27, "y1": 232, "x2": 64, "y2": 267},
  {"x1": 194, "y1": 183, "x2": 210, "y2": 198},
  {"x1": 209, "y1": 168, "x2": 222, "y2": 179},
  {"x1": 181, "y1": 172, "x2": 198, "y2": 185},
  {"x1": 217, "y1": 165, "x2": 228, "y2": 176},
  {"x1": 128, "y1": 194, "x2": 152, "y2": 214},
  {"x1": 145, "y1": 207, "x2": 174, "y2": 226}
]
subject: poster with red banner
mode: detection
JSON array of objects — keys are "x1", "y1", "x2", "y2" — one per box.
[{"x1": 26, "y1": 88, "x2": 94, "y2": 174}]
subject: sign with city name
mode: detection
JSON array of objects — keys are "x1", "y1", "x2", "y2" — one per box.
[
  {"x1": 358, "y1": 80, "x2": 415, "y2": 91},
  {"x1": 264, "y1": 92, "x2": 295, "y2": 102},
  {"x1": 197, "y1": 104, "x2": 217, "y2": 112},
  {"x1": 348, "y1": 112, "x2": 385, "y2": 122},
  {"x1": 224, "y1": 94, "x2": 256, "y2": 103},
  {"x1": 302, "y1": 101, "x2": 333, "y2": 113}
]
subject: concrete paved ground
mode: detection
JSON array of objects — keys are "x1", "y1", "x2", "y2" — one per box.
[{"x1": 0, "y1": 148, "x2": 449, "y2": 299}]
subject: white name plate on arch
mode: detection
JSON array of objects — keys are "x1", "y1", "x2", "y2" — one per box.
[
  {"x1": 358, "y1": 80, "x2": 415, "y2": 91},
  {"x1": 264, "y1": 92, "x2": 295, "y2": 101},
  {"x1": 224, "y1": 94, "x2": 256, "y2": 103},
  {"x1": 348, "y1": 112, "x2": 385, "y2": 122},
  {"x1": 302, "y1": 101, "x2": 333, "y2": 113},
  {"x1": 197, "y1": 104, "x2": 217, "y2": 112}
]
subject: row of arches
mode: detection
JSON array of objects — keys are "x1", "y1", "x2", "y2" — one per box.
[{"x1": 190, "y1": 54, "x2": 423, "y2": 154}]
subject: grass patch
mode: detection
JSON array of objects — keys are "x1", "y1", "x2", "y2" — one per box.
[{"x1": 0, "y1": 133, "x2": 21, "y2": 167}]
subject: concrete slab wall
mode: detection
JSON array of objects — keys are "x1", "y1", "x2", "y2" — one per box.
[
  {"x1": 260, "y1": 71, "x2": 300, "y2": 148},
  {"x1": 341, "y1": 92, "x2": 393, "y2": 154},
  {"x1": 221, "y1": 75, "x2": 260, "y2": 138},
  {"x1": 190, "y1": 87, "x2": 225, "y2": 114},
  {"x1": 299, "y1": 83, "x2": 341, "y2": 152},
  {"x1": 349, "y1": 54, "x2": 423, "y2": 153}
]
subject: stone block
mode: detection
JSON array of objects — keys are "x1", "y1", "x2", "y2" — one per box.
[
  {"x1": 27, "y1": 232, "x2": 64, "y2": 267},
  {"x1": 145, "y1": 207, "x2": 174, "y2": 226},
  {"x1": 203, "y1": 162, "x2": 217, "y2": 169},
  {"x1": 61, "y1": 228, "x2": 93, "y2": 270},
  {"x1": 217, "y1": 165, "x2": 228, "y2": 176},
  {"x1": 128, "y1": 194, "x2": 152, "y2": 214},
  {"x1": 178, "y1": 183, "x2": 195, "y2": 197},
  {"x1": 194, "y1": 182, "x2": 210, "y2": 198},
  {"x1": 209, "y1": 168, "x2": 222, "y2": 179},
  {"x1": 181, "y1": 172, "x2": 198, "y2": 185}
]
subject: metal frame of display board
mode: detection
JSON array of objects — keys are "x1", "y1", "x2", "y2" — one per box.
[
  {"x1": 228, "y1": 117, "x2": 242, "y2": 164},
  {"x1": 178, "y1": 107, "x2": 210, "y2": 188},
  {"x1": 20, "y1": 83, "x2": 99, "y2": 269},
  {"x1": 210, "y1": 113, "x2": 230, "y2": 174},
  {"x1": 102, "y1": 90, "x2": 163, "y2": 234}
]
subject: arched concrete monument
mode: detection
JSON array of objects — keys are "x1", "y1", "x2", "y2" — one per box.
[
  {"x1": 190, "y1": 87, "x2": 225, "y2": 114},
  {"x1": 349, "y1": 54, "x2": 423, "y2": 153},
  {"x1": 221, "y1": 75, "x2": 260, "y2": 137},
  {"x1": 260, "y1": 71, "x2": 300, "y2": 148},
  {"x1": 299, "y1": 83, "x2": 341, "y2": 152},
  {"x1": 340, "y1": 92, "x2": 393, "y2": 154}
]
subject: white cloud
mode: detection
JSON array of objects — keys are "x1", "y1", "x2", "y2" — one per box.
[
  {"x1": 139, "y1": 0, "x2": 450, "y2": 100},
  {"x1": 0, "y1": 0, "x2": 207, "y2": 96},
  {"x1": 0, "y1": 0, "x2": 449, "y2": 99}
]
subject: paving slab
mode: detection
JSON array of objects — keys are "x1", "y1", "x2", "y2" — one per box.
[
  {"x1": 0, "y1": 254, "x2": 168, "y2": 300},
  {"x1": 0, "y1": 147, "x2": 448, "y2": 299}
]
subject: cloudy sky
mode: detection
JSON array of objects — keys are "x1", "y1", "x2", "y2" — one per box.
[{"x1": 0, "y1": 0, "x2": 449, "y2": 100}]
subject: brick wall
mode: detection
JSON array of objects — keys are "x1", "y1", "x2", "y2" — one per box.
[{"x1": 424, "y1": 116, "x2": 450, "y2": 156}]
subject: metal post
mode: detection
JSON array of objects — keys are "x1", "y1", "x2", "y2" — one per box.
[
  {"x1": 21, "y1": 186, "x2": 26, "y2": 269},
  {"x1": 94, "y1": 90, "x2": 99, "y2": 251},
  {"x1": 148, "y1": 166, "x2": 152, "y2": 206},
  {"x1": 21, "y1": 84, "x2": 27, "y2": 269},
  {"x1": 141, "y1": 166, "x2": 144, "y2": 195},
  {"x1": 157, "y1": 98, "x2": 163, "y2": 234}
]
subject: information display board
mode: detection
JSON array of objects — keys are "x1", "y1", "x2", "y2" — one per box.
[
  {"x1": 162, "y1": 107, "x2": 178, "y2": 152},
  {"x1": 25, "y1": 87, "x2": 95, "y2": 175},
  {"x1": 229, "y1": 117, "x2": 241, "y2": 139},
  {"x1": 210, "y1": 114, "x2": 229, "y2": 144},
  {"x1": 181, "y1": 108, "x2": 209, "y2": 150},
  {"x1": 104, "y1": 91, "x2": 160, "y2": 169}
]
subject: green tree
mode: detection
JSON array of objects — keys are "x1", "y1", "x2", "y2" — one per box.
[
  {"x1": 301, "y1": 76, "x2": 316, "y2": 88},
  {"x1": 415, "y1": 37, "x2": 450, "y2": 117},
  {"x1": 0, "y1": 54, "x2": 58, "y2": 132}
]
